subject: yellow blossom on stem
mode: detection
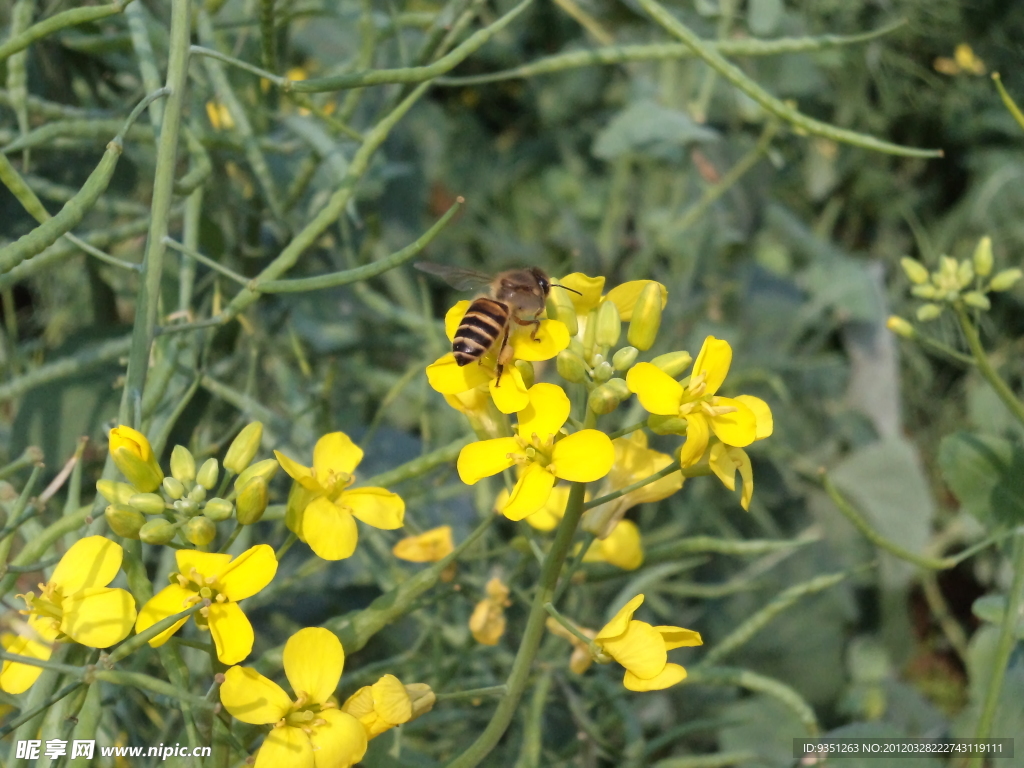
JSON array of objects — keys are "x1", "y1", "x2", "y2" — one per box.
[
  {"x1": 595, "y1": 594, "x2": 702, "y2": 691},
  {"x1": 135, "y1": 545, "x2": 277, "y2": 664},
  {"x1": 109, "y1": 425, "x2": 164, "y2": 493},
  {"x1": 546, "y1": 616, "x2": 596, "y2": 675},
  {"x1": 342, "y1": 674, "x2": 435, "y2": 739},
  {"x1": 458, "y1": 383, "x2": 615, "y2": 521},
  {"x1": 583, "y1": 519, "x2": 644, "y2": 571},
  {"x1": 426, "y1": 301, "x2": 570, "y2": 414},
  {"x1": 1, "y1": 536, "x2": 136, "y2": 694},
  {"x1": 275, "y1": 432, "x2": 405, "y2": 561},
  {"x1": 392, "y1": 526, "x2": 454, "y2": 563},
  {"x1": 220, "y1": 627, "x2": 367, "y2": 768},
  {"x1": 468, "y1": 577, "x2": 510, "y2": 645},
  {"x1": 558, "y1": 273, "x2": 668, "y2": 322}
]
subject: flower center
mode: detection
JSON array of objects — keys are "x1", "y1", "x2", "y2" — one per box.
[
  {"x1": 170, "y1": 567, "x2": 229, "y2": 623},
  {"x1": 18, "y1": 582, "x2": 64, "y2": 631},
  {"x1": 508, "y1": 433, "x2": 555, "y2": 470},
  {"x1": 315, "y1": 469, "x2": 354, "y2": 500},
  {"x1": 282, "y1": 693, "x2": 336, "y2": 732}
]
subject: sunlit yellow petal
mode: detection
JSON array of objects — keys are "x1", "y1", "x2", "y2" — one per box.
[
  {"x1": 623, "y1": 663, "x2": 687, "y2": 691},
  {"x1": 509, "y1": 319, "x2": 570, "y2": 361},
  {"x1": 254, "y1": 725, "x2": 314, "y2": 768},
  {"x1": 552, "y1": 430, "x2": 614, "y2": 482},
  {"x1": 135, "y1": 584, "x2": 194, "y2": 647},
  {"x1": 426, "y1": 353, "x2": 492, "y2": 394},
  {"x1": 303, "y1": 498, "x2": 358, "y2": 560},
  {"x1": 313, "y1": 432, "x2": 363, "y2": 477},
  {"x1": 209, "y1": 601, "x2": 254, "y2": 665},
  {"x1": 679, "y1": 414, "x2": 710, "y2": 467},
  {"x1": 656, "y1": 626, "x2": 703, "y2": 650},
  {"x1": 60, "y1": 587, "x2": 136, "y2": 648},
  {"x1": 596, "y1": 594, "x2": 645, "y2": 641},
  {"x1": 221, "y1": 665, "x2": 291, "y2": 724},
  {"x1": 626, "y1": 363, "x2": 684, "y2": 416},
  {"x1": 343, "y1": 487, "x2": 405, "y2": 530},
  {"x1": 49, "y1": 536, "x2": 123, "y2": 593},
  {"x1": 691, "y1": 336, "x2": 732, "y2": 395},
  {"x1": 341, "y1": 686, "x2": 375, "y2": 720},
  {"x1": 371, "y1": 674, "x2": 413, "y2": 725},
  {"x1": 558, "y1": 273, "x2": 605, "y2": 314},
  {"x1": 274, "y1": 450, "x2": 321, "y2": 492},
  {"x1": 109, "y1": 425, "x2": 154, "y2": 462},
  {"x1": 176, "y1": 550, "x2": 232, "y2": 581},
  {"x1": 311, "y1": 710, "x2": 367, "y2": 768},
  {"x1": 501, "y1": 463, "x2": 556, "y2": 521},
  {"x1": 457, "y1": 437, "x2": 521, "y2": 484},
  {"x1": 217, "y1": 545, "x2": 278, "y2": 601},
  {"x1": 599, "y1": 619, "x2": 666, "y2": 678},
  {"x1": 708, "y1": 397, "x2": 757, "y2": 448},
  {"x1": 0, "y1": 634, "x2": 51, "y2": 694},
  {"x1": 590, "y1": 520, "x2": 644, "y2": 570},
  {"x1": 604, "y1": 280, "x2": 667, "y2": 321},
  {"x1": 284, "y1": 627, "x2": 344, "y2": 705},
  {"x1": 517, "y1": 383, "x2": 571, "y2": 439},
  {"x1": 734, "y1": 447, "x2": 754, "y2": 510},
  {"x1": 709, "y1": 442, "x2": 736, "y2": 491},
  {"x1": 522, "y1": 485, "x2": 569, "y2": 531},
  {"x1": 489, "y1": 367, "x2": 530, "y2": 414},
  {"x1": 444, "y1": 300, "x2": 473, "y2": 342},
  {"x1": 734, "y1": 395, "x2": 773, "y2": 440},
  {"x1": 392, "y1": 526, "x2": 454, "y2": 562}
]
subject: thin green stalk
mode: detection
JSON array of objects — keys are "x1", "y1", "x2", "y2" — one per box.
[
  {"x1": 968, "y1": 533, "x2": 1024, "y2": 768},
  {"x1": 552, "y1": 532, "x2": 594, "y2": 604},
  {"x1": 361, "y1": 435, "x2": 472, "y2": 488},
  {"x1": 0, "y1": 335, "x2": 132, "y2": 404},
  {"x1": 125, "y1": 0, "x2": 164, "y2": 128},
  {"x1": 544, "y1": 601, "x2": 602, "y2": 656},
  {"x1": 954, "y1": 303, "x2": 1024, "y2": 427},
  {"x1": 7, "y1": 0, "x2": 33, "y2": 169},
  {"x1": 90, "y1": 669, "x2": 218, "y2": 710},
  {"x1": 992, "y1": 73, "x2": 1024, "y2": 133},
  {"x1": 684, "y1": 666, "x2": 818, "y2": 735},
  {"x1": 179, "y1": 184, "x2": 204, "y2": 312},
  {"x1": 275, "y1": 532, "x2": 298, "y2": 559},
  {"x1": 445, "y1": 483, "x2": 587, "y2": 768},
  {"x1": 0, "y1": 446, "x2": 43, "y2": 479},
  {"x1": 606, "y1": 420, "x2": 647, "y2": 440},
  {"x1": 0, "y1": 1, "x2": 134, "y2": 63},
  {"x1": 259, "y1": 0, "x2": 278, "y2": 72},
  {"x1": 0, "y1": 682, "x2": 83, "y2": 740},
  {"x1": 0, "y1": 464, "x2": 44, "y2": 543},
  {"x1": 164, "y1": 238, "x2": 250, "y2": 286},
  {"x1": 435, "y1": 685, "x2": 509, "y2": 701},
  {"x1": 0, "y1": 505, "x2": 91, "y2": 596},
  {"x1": 582, "y1": 461, "x2": 705, "y2": 512}
]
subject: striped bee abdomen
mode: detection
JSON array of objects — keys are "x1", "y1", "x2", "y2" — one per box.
[{"x1": 453, "y1": 298, "x2": 509, "y2": 366}]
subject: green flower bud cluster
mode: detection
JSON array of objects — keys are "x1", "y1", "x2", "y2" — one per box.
[{"x1": 99, "y1": 422, "x2": 274, "y2": 546}]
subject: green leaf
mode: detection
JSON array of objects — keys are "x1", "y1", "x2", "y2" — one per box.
[
  {"x1": 937, "y1": 431, "x2": 1024, "y2": 527},
  {"x1": 748, "y1": 0, "x2": 783, "y2": 36},
  {"x1": 971, "y1": 595, "x2": 1024, "y2": 638},
  {"x1": 592, "y1": 100, "x2": 718, "y2": 160}
]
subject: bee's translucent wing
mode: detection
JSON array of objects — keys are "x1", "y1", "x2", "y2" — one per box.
[{"x1": 414, "y1": 262, "x2": 493, "y2": 291}]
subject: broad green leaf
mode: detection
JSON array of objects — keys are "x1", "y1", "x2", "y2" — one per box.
[
  {"x1": 971, "y1": 594, "x2": 1024, "y2": 638},
  {"x1": 937, "y1": 431, "x2": 1024, "y2": 527},
  {"x1": 592, "y1": 100, "x2": 718, "y2": 160}
]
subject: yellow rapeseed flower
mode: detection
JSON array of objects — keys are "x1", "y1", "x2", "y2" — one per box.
[
  {"x1": 468, "y1": 577, "x2": 510, "y2": 645},
  {"x1": 135, "y1": 545, "x2": 277, "y2": 664},
  {"x1": 558, "y1": 273, "x2": 668, "y2": 321},
  {"x1": 276, "y1": 432, "x2": 405, "y2": 561},
  {"x1": 220, "y1": 627, "x2": 368, "y2": 768},
  {"x1": 583, "y1": 519, "x2": 644, "y2": 571},
  {"x1": 595, "y1": 594, "x2": 702, "y2": 691},
  {"x1": 205, "y1": 100, "x2": 235, "y2": 130},
  {"x1": 392, "y1": 526, "x2": 454, "y2": 563},
  {"x1": 458, "y1": 383, "x2": 615, "y2": 520},
  {"x1": 1, "y1": 537, "x2": 136, "y2": 694},
  {"x1": 342, "y1": 674, "x2": 435, "y2": 739},
  {"x1": 109, "y1": 425, "x2": 164, "y2": 492}
]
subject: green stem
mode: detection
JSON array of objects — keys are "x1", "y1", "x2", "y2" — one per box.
[
  {"x1": 685, "y1": 666, "x2": 818, "y2": 736},
  {"x1": 0, "y1": 1, "x2": 133, "y2": 64},
  {"x1": 0, "y1": 335, "x2": 132, "y2": 404},
  {"x1": 992, "y1": 73, "x2": 1024, "y2": 133},
  {"x1": 435, "y1": 684, "x2": 508, "y2": 701},
  {"x1": 106, "y1": 606, "x2": 203, "y2": 665},
  {"x1": 0, "y1": 446, "x2": 43, "y2": 479},
  {"x1": 0, "y1": 682, "x2": 83, "y2": 740},
  {"x1": 164, "y1": 237, "x2": 250, "y2": 287},
  {"x1": 954, "y1": 303, "x2": 1024, "y2": 427},
  {"x1": 0, "y1": 505, "x2": 90, "y2": 596},
  {"x1": 275, "y1": 532, "x2": 298, "y2": 559},
  {"x1": 552, "y1": 532, "x2": 594, "y2": 603},
  {"x1": 543, "y1": 601, "x2": 602, "y2": 656},
  {"x1": 582, "y1": 461, "x2": 705, "y2": 512}
]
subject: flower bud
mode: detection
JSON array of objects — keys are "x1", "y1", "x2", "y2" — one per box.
[
  {"x1": 236, "y1": 476, "x2": 269, "y2": 525},
  {"x1": 588, "y1": 378, "x2": 630, "y2": 415},
  {"x1": 885, "y1": 316, "x2": 915, "y2": 339},
  {"x1": 163, "y1": 477, "x2": 185, "y2": 500},
  {"x1": 189, "y1": 484, "x2": 207, "y2": 503},
  {"x1": 611, "y1": 346, "x2": 639, "y2": 371},
  {"x1": 990, "y1": 268, "x2": 1022, "y2": 291},
  {"x1": 128, "y1": 492, "x2": 166, "y2": 515},
  {"x1": 592, "y1": 360, "x2": 613, "y2": 384},
  {"x1": 105, "y1": 504, "x2": 145, "y2": 539},
  {"x1": 556, "y1": 350, "x2": 588, "y2": 383},
  {"x1": 911, "y1": 284, "x2": 938, "y2": 299},
  {"x1": 900, "y1": 257, "x2": 929, "y2": 285},
  {"x1": 140, "y1": 518, "x2": 177, "y2": 546},
  {"x1": 581, "y1": 308, "x2": 598, "y2": 362},
  {"x1": 96, "y1": 480, "x2": 136, "y2": 505},
  {"x1": 170, "y1": 445, "x2": 196, "y2": 484},
  {"x1": 938, "y1": 256, "x2": 959, "y2": 284},
  {"x1": 973, "y1": 236, "x2": 993, "y2": 277},
  {"x1": 223, "y1": 422, "x2": 264, "y2": 474},
  {"x1": 650, "y1": 351, "x2": 692, "y2": 378},
  {"x1": 963, "y1": 291, "x2": 991, "y2": 310},
  {"x1": 648, "y1": 414, "x2": 688, "y2": 434},
  {"x1": 234, "y1": 458, "x2": 278, "y2": 490},
  {"x1": 594, "y1": 300, "x2": 621, "y2": 349},
  {"x1": 627, "y1": 282, "x2": 663, "y2": 350},
  {"x1": 109, "y1": 425, "x2": 164, "y2": 493},
  {"x1": 546, "y1": 285, "x2": 578, "y2": 336},
  {"x1": 514, "y1": 360, "x2": 535, "y2": 389},
  {"x1": 196, "y1": 458, "x2": 219, "y2": 490},
  {"x1": 405, "y1": 683, "x2": 436, "y2": 721},
  {"x1": 204, "y1": 497, "x2": 234, "y2": 522},
  {"x1": 957, "y1": 259, "x2": 974, "y2": 289},
  {"x1": 185, "y1": 516, "x2": 217, "y2": 547},
  {"x1": 916, "y1": 303, "x2": 943, "y2": 322},
  {"x1": 174, "y1": 498, "x2": 200, "y2": 517}
]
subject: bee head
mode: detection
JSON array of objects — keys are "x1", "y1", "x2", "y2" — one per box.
[{"x1": 530, "y1": 268, "x2": 551, "y2": 296}]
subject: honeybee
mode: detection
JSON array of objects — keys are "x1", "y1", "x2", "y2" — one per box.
[{"x1": 414, "y1": 263, "x2": 578, "y2": 382}]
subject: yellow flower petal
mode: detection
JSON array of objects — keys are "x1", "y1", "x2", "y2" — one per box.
[
  {"x1": 426, "y1": 353, "x2": 492, "y2": 394},
  {"x1": 597, "y1": 594, "x2": 645, "y2": 641},
  {"x1": 284, "y1": 627, "x2": 344, "y2": 705},
  {"x1": 109, "y1": 425, "x2": 154, "y2": 462},
  {"x1": 735, "y1": 395, "x2": 773, "y2": 440},
  {"x1": 692, "y1": 336, "x2": 732, "y2": 395},
  {"x1": 551, "y1": 430, "x2": 614, "y2": 482},
  {"x1": 708, "y1": 397, "x2": 757, "y2": 448},
  {"x1": 626, "y1": 363, "x2": 684, "y2": 416},
  {"x1": 217, "y1": 545, "x2": 278, "y2": 602},
  {"x1": 254, "y1": 725, "x2": 314, "y2": 768},
  {"x1": 489, "y1": 366, "x2": 530, "y2": 414},
  {"x1": 517, "y1": 383, "x2": 571, "y2": 439},
  {"x1": 444, "y1": 300, "x2": 473, "y2": 342},
  {"x1": 457, "y1": 437, "x2": 521, "y2": 485},
  {"x1": 501, "y1": 463, "x2": 556, "y2": 521},
  {"x1": 656, "y1": 626, "x2": 703, "y2": 650},
  {"x1": 709, "y1": 443, "x2": 736, "y2": 491},
  {"x1": 274, "y1": 450, "x2": 321, "y2": 492},
  {"x1": 343, "y1": 488, "x2": 405, "y2": 530},
  {"x1": 341, "y1": 686, "x2": 375, "y2": 720},
  {"x1": 392, "y1": 526, "x2": 454, "y2": 563},
  {"x1": 303, "y1": 497, "x2": 358, "y2": 560},
  {"x1": 371, "y1": 674, "x2": 413, "y2": 726},
  {"x1": 49, "y1": 535, "x2": 123, "y2": 593},
  {"x1": 208, "y1": 601, "x2": 254, "y2": 665},
  {"x1": 0, "y1": 633, "x2": 51, "y2": 694},
  {"x1": 176, "y1": 549, "x2": 232, "y2": 581},
  {"x1": 558, "y1": 273, "x2": 605, "y2": 314},
  {"x1": 135, "y1": 584, "x2": 194, "y2": 647},
  {"x1": 60, "y1": 587, "x2": 136, "y2": 648},
  {"x1": 679, "y1": 414, "x2": 710, "y2": 467},
  {"x1": 221, "y1": 665, "x2": 292, "y2": 724},
  {"x1": 509, "y1": 319, "x2": 570, "y2": 361},
  {"x1": 311, "y1": 710, "x2": 367, "y2": 768},
  {"x1": 599, "y1": 619, "x2": 666, "y2": 678},
  {"x1": 604, "y1": 280, "x2": 667, "y2": 321},
  {"x1": 589, "y1": 520, "x2": 643, "y2": 570},
  {"x1": 623, "y1": 662, "x2": 687, "y2": 691},
  {"x1": 313, "y1": 432, "x2": 363, "y2": 477},
  {"x1": 735, "y1": 447, "x2": 754, "y2": 510},
  {"x1": 522, "y1": 485, "x2": 569, "y2": 531},
  {"x1": 608, "y1": 433, "x2": 683, "y2": 510}
]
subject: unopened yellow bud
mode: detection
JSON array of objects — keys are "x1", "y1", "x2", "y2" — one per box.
[
  {"x1": 990, "y1": 268, "x2": 1022, "y2": 291},
  {"x1": 556, "y1": 350, "x2": 588, "y2": 383},
  {"x1": 592, "y1": 360, "x2": 613, "y2": 383},
  {"x1": 189, "y1": 485, "x2": 207, "y2": 503},
  {"x1": 163, "y1": 477, "x2": 185, "y2": 500},
  {"x1": 514, "y1": 359, "x2": 535, "y2": 389},
  {"x1": 581, "y1": 308, "x2": 598, "y2": 362},
  {"x1": 546, "y1": 284, "x2": 578, "y2": 336},
  {"x1": 900, "y1": 257, "x2": 929, "y2": 285},
  {"x1": 96, "y1": 480, "x2": 135, "y2": 505},
  {"x1": 973, "y1": 236, "x2": 993, "y2": 277},
  {"x1": 204, "y1": 497, "x2": 234, "y2": 522},
  {"x1": 611, "y1": 346, "x2": 639, "y2": 371},
  {"x1": 223, "y1": 422, "x2": 264, "y2": 474},
  {"x1": 963, "y1": 291, "x2": 991, "y2": 310},
  {"x1": 234, "y1": 458, "x2": 279, "y2": 490},
  {"x1": 105, "y1": 504, "x2": 146, "y2": 539},
  {"x1": 957, "y1": 259, "x2": 974, "y2": 289},
  {"x1": 170, "y1": 445, "x2": 196, "y2": 484},
  {"x1": 140, "y1": 518, "x2": 177, "y2": 546},
  {"x1": 885, "y1": 316, "x2": 915, "y2": 339},
  {"x1": 594, "y1": 299, "x2": 621, "y2": 349},
  {"x1": 648, "y1": 414, "x2": 688, "y2": 434},
  {"x1": 185, "y1": 516, "x2": 217, "y2": 547},
  {"x1": 405, "y1": 684, "x2": 436, "y2": 720},
  {"x1": 128, "y1": 492, "x2": 166, "y2": 515},
  {"x1": 196, "y1": 458, "x2": 219, "y2": 490},
  {"x1": 109, "y1": 425, "x2": 164, "y2": 493},
  {"x1": 235, "y1": 476, "x2": 269, "y2": 525},
  {"x1": 650, "y1": 351, "x2": 692, "y2": 378},
  {"x1": 916, "y1": 303, "x2": 943, "y2": 322},
  {"x1": 626, "y1": 282, "x2": 663, "y2": 350},
  {"x1": 588, "y1": 378, "x2": 630, "y2": 415},
  {"x1": 911, "y1": 284, "x2": 938, "y2": 299}
]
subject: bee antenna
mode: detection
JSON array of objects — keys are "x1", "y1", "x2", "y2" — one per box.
[{"x1": 553, "y1": 284, "x2": 583, "y2": 296}]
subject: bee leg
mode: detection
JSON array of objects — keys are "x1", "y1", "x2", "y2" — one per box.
[
  {"x1": 494, "y1": 325, "x2": 513, "y2": 386},
  {"x1": 511, "y1": 315, "x2": 543, "y2": 341}
]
